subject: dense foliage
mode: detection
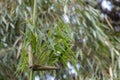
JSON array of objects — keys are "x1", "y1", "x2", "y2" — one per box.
[{"x1": 0, "y1": 0, "x2": 120, "y2": 80}]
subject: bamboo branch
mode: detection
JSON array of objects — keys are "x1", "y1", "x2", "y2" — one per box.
[
  {"x1": 33, "y1": 0, "x2": 36, "y2": 26},
  {"x1": 29, "y1": 64, "x2": 60, "y2": 71},
  {"x1": 28, "y1": 45, "x2": 33, "y2": 67}
]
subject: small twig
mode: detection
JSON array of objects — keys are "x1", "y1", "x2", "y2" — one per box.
[
  {"x1": 17, "y1": 42, "x2": 22, "y2": 59},
  {"x1": 104, "y1": 15, "x2": 114, "y2": 31},
  {"x1": 29, "y1": 64, "x2": 60, "y2": 71}
]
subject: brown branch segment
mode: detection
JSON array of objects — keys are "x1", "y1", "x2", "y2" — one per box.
[
  {"x1": 28, "y1": 45, "x2": 33, "y2": 67},
  {"x1": 29, "y1": 64, "x2": 60, "y2": 71}
]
